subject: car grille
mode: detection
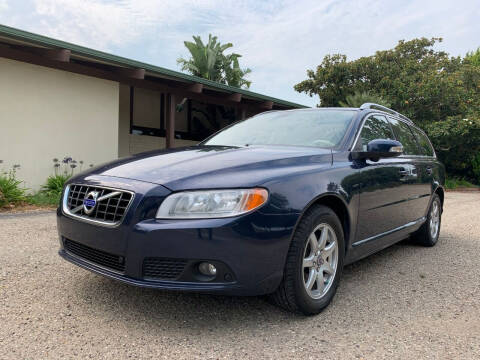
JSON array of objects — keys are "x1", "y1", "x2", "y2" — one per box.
[
  {"x1": 143, "y1": 258, "x2": 188, "y2": 280},
  {"x1": 64, "y1": 184, "x2": 133, "y2": 225},
  {"x1": 64, "y1": 239, "x2": 125, "y2": 272}
]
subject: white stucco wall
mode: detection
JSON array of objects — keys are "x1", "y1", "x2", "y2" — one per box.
[{"x1": 0, "y1": 57, "x2": 119, "y2": 191}]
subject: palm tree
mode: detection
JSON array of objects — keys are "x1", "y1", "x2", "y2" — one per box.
[
  {"x1": 177, "y1": 34, "x2": 251, "y2": 89},
  {"x1": 339, "y1": 91, "x2": 391, "y2": 108},
  {"x1": 222, "y1": 53, "x2": 252, "y2": 88}
]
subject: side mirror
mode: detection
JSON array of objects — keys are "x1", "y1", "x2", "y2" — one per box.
[{"x1": 351, "y1": 139, "x2": 403, "y2": 161}]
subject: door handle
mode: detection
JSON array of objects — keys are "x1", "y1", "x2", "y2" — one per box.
[
  {"x1": 426, "y1": 167, "x2": 433, "y2": 175},
  {"x1": 399, "y1": 169, "x2": 409, "y2": 176}
]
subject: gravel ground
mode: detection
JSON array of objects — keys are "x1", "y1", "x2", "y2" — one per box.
[{"x1": 0, "y1": 192, "x2": 479, "y2": 359}]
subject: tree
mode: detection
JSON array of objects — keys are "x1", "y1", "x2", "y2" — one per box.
[
  {"x1": 294, "y1": 38, "x2": 468, "y2": 125},
  {"x1": 295, "y1": 38, "x2": 480, "y2": 181},
  {"x1": 177, "y1": 34, "x2": 252, "y2": 89},
  {"x1": 465, "y1": 48, "x2": 480, "y2": 67}
]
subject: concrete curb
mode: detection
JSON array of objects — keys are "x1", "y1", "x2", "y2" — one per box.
[
  {"x1": 445, "y1": 188, "x2": 480, "y2": 192},
  {"x1": 0, "y1": 209, "x2": 56, "y2": 218}
]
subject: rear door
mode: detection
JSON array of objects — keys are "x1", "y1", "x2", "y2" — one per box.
[
  {"x1": 354, "y1": 114, "x2": 409, "y2": 241},
  {"x1": 408, "y1": 125, "x2": 436, "y2": 216},
  {"x1": 387, "y1": 117, "x2": 431, "y2": 222}
]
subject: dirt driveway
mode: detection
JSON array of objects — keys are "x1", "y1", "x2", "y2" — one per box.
[{"x1": 0, "y1": 192, "x2": 479, "y2": 359}]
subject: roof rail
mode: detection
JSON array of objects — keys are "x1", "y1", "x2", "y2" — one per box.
[{"x1": 359, "y1": 103, "x2": 413, "y2": 123}]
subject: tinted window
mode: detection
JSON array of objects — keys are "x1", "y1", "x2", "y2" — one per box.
[
  {"x1": 355, "y1": 115, "x2": 394, "y2": 151},
  {"x1": 388, "y1": 118, "x2": 419, "y2": 155},
  {"x1": 204, "y1": 110, "x2": 356, "y2": 148},
  {"x1": 411, "y1": 127, "x2": 434, "y2": 156}
]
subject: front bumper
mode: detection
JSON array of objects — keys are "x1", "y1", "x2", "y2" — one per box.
[
  {"x1": 58, "y1": 248, "x2": 244, "y2": 293},
  {"x1": 57, "y1": 178, "x2": 299, "y2": 296}
]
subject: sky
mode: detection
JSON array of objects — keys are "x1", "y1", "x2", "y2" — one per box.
[{"x1": 0, "y1": 0, "x2": 478, "y2": 107}]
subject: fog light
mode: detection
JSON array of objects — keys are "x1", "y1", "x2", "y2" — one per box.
[{"x1": 199, "y1": 262, "x2": 217, "y2": 276}]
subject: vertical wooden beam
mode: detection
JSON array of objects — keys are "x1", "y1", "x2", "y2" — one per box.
[
  {"x1": 187, "y1": 99, "x2": 192, "y2": 133},
  {"x1": 166, "y1": 93, "x2": 176, "y2": 149},
  {"x1": 240, "y1": 108, "x2": 247, "y2": 120},
  {"x1": 160, "y1": 93, "x2": 165, "y2": 131},
  {"x1": 129, "y1": 86, "x2": 134, "y2": 134}
]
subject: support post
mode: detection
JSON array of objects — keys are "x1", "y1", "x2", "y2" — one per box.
[
  {"x1": 166, "y1": 93, "x2": 176, "y2": 149},
  {"x1": 240, "y1": 108, "x2": 247, "y2": 120}
]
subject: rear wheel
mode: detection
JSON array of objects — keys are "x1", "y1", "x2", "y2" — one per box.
[
  {"x1": 271, "y1": 205, "x2": 345, "y2": 315},
  {"x1": 412, "y1": 193, "x2": 442, "y2": 247}
]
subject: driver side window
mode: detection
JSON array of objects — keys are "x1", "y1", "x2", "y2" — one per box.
[{"x1": 355, "y1": 115, "x2": 395, "y2": 151}]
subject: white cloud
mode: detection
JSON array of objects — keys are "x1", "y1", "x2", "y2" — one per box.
[
  {"x1": 0, "y1": 0, "x2": 478, "y2": 106},
  {"x1": 0, "y1": 0, "x2": 8, "y2": 11},
  {"x1": 30, "y1": 0, "x2": 217, "y2": 49}
]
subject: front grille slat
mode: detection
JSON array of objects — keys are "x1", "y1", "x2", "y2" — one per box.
[
  {"x1": 143, "y1": 258, "x2": 188, "y2": 280},
  {"x1": 64, "y1": 239, "x2": 125, "y2": 272},
  {"x1": 113, "y1": 192, "x2": 123, "y2": 221},
  {"x1": 65, "y1": 184, "x2": 133, "y2": 225}
]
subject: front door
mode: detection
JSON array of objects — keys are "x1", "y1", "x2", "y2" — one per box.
[
  {"x1": 355, "y1": 157, "x2": 411, "y2": 241},
  {"x1": 353, "y1": 114, "x2": 409, "y2": 241}
]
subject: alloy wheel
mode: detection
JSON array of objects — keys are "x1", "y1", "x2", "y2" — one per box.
[
  {"x1": 429, "y1": 199, "x2": 440, "y2": 239},
  {"x1": 302, "y1": 223, "x2": 338, "y2": 300}
]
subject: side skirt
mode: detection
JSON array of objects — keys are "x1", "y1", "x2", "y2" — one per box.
[
  {"x1": 345, "y1": 217, "x2": 426, "y2": 265},
  {"x1": 352, "y1": 217, "x2": 426, "y2": 247}
]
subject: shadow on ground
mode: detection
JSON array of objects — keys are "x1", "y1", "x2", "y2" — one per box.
[{"x1": 72, "y1": 239, "x2": 418, "y2": 332}]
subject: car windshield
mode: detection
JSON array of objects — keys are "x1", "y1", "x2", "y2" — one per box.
[{"x1": 203, "y1": 109, "x2": 356, "y2": 148}]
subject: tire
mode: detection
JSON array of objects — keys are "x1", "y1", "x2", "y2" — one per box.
[
  {"x1": 271, "y1": 205, "x2": 345, "y2": 315},
  {"x1": 412, "y1": 193, "x2": 442, "y2": 247}
]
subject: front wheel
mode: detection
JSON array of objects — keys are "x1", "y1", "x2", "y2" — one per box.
[
  {"x1": 412, "y1": 193, "x2": 442, "y2": 247},
  {"x1": 271, "y1": 205, "x2": 345, "y2": 315}
]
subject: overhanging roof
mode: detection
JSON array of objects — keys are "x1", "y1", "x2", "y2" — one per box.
[{"x1": 0, "y1": 24, "x2": 307, "y2": 110}]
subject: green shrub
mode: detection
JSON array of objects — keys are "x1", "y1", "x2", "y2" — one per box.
[
  {"x1": 27, "y1": 192, "x2": 61, "y2": 206},
  {"x1": 472, "y1": 152, "x2": 480, "y2": 181},
  {"x1": 36, "y1": 156, "x2": 88, "y2": 205},
  {"x1": 445, "y1": 177, "x2": 477, "y2": 189},
  {"x1": 0, "y1": 165, "x2": 27, "y2": 207},
  {"x1": 426, "y1": 113, "x2": 480, "y2": 183},
  {"x1": 41, "y1": 174, "x2": 70, "y2": 196}
]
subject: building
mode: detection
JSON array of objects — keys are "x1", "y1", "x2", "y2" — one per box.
[{"x1": 0, "y1": 24, "x2": 305, "y2": 191}]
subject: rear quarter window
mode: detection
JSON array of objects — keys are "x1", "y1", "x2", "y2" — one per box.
[
  {"x1": 411, "y1": 127, "x2": 435, "y2": 157},
  {"x1": 388, "y1": 117, "x2": 420, "y2": 156}
]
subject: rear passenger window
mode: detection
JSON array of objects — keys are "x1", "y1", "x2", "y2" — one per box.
[
  {"x1": 388, "y1": 118, "x2": 419, "y2": 156},
  {"x1": 411, "y1": 127, "x2": 434, "y2": 156},
  {"x1": 355, "y1": 115, "x2": 394, "y2": 151}
]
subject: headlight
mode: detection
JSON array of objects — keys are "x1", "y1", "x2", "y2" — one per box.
[{"x1": 156, "y1": 188, "x2": 268, "y2": 219}]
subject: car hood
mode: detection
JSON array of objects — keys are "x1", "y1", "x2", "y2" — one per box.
[{"x1": 80, "y1": 145, "x2": 332, "y2": 191}]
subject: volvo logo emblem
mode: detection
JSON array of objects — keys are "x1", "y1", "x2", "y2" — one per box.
[{"x1": 83, "y1": 191, "x2": 99, "y2": 215}]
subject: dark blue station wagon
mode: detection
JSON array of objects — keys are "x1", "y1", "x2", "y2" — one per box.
[{"x1": 57, "y1": 103, "x2": 445, "y2": 315}]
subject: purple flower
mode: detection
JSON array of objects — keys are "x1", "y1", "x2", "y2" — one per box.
[{"x1": 62, "y1": 156, "x2": 72, "y2": 164}]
